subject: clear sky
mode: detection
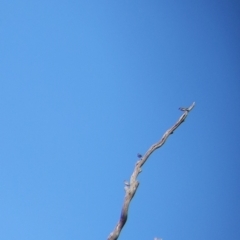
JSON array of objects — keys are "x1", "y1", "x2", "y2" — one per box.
[{"x1": 0, "y1": 1, "x2": 239, "y2": 240}]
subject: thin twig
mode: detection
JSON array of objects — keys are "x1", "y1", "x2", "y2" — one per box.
[{"x1": 107, "y1": 102, "x2": 195, "y2": 240}]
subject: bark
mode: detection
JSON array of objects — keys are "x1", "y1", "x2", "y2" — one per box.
[{"x1": 107, "y1": 102, "x2": 195, "y2": 240}]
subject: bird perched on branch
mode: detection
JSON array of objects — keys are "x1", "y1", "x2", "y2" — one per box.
[
  {"x1": 124, "y1": 180, "x2": 130, "y2": 187},
  {"x1": 179, "y1": 107, "x2": 189, "y2": 112},
  {"x1": 137, "y1": 153, "x2": 142, "y2": 158}
]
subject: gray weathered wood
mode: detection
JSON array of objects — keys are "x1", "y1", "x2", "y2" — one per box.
[{"x1": 107, "y1": 102, "x2": 195, "y2": 240}]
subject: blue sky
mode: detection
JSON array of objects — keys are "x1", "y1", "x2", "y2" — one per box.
[{"x1": 0, "y1": 1, "x2": 240, "y2": 239}]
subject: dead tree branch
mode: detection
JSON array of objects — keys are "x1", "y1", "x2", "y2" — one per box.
[{"x1": 107, "y1": 102, "x2": 195, "y2": 240}]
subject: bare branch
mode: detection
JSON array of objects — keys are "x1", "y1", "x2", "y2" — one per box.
[{"x1": 107, "y1": 102, "x2": 195, "y2": 240}]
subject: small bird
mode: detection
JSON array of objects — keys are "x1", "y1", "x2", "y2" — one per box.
[
  {"x1": 124, "y1": 180, "x2": 130, "y2": 187},
  {"x1": 179, "y1": 107, "x2": 189, "y2": 112},
  {"x1": 137, "y1": 153, "x2": 142, "y2": 158}
]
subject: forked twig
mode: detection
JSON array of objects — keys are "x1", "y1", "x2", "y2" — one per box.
[{"x1": 107, "y1": 102, "x2": 195, "y2": 240}]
